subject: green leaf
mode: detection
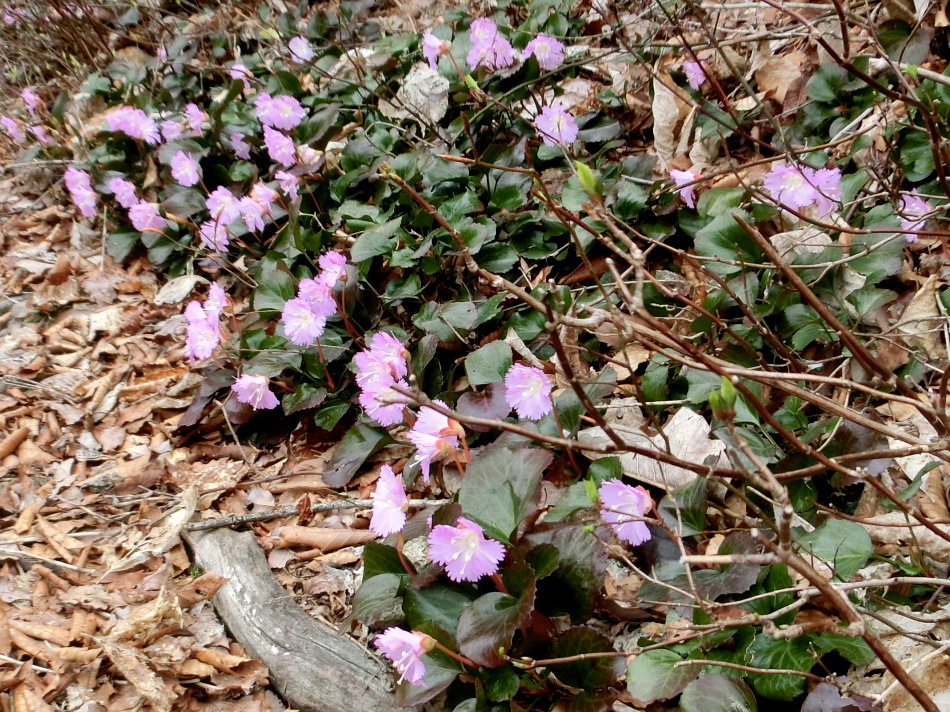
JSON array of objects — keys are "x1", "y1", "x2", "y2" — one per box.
[
  {"x1": 404, "y1": 585, "x2": 475, "y2": 637},
  {"x1": 252, "y1": 254, "x2": 296, "y2": 312},
  {"x1": 458, "y1": 446, "x2": 551, "y2": 542},
  {"x1": 313, "y1": 401, "x2": 349, "y2": 430},
  {"x1": 106, "y1": 227, "x2": 139, "y2": 262},
  {"x1": 812, "y1": 633, "x2": 874, "y2": 665},
  {"x1": 550, "y1": 627, "x2": 624, "y2": 690},
  {"x1": 796, "y1": 519, "x2": 872, "y2": 580},
  {"x1": 525, "y1": 524, "x2": 607, "y2": 623},
  {"x1": 465, "y1": 341, "x2": 513, "y2": 385},
  {"x1": 482, "y1": 665, "x2": 519, "y2": 701},
  {"x1": 748, "y1": 633, "x2": 814, "y2": 701},
  {"x1": 243, "y1": 350, "x2": 302, "y2": 378},
  {"x1": 161, "y1": 187, "x2": 207, "y2": 220},
  {"x1": 323, "y1": 421, "x2": 392, "y2": 487},
  {"x1": 680, "y1": 675, "x2": 757, "y2": 712},
  {"x1": 282, "y1": 383, "x2": 326, "y2": 416},
  {"x1": 657, "y1": 478, "x2": 707, "y2": 536},
  {"x1": 363, "y1": 541, "x2": 410, "y2": 579},
  {"x1": 694, "y1": 209, "x2": 760, "y2": 276},
  {"x1": 898, "y1": 131, "x2": 935, "y2": 182},
  {"x1": 626, "y1": 649, "x2": 699, "y2": 703},
  {"x1": 350, "y1": 217, "x2": 402, "y2": 262},
  {"x1": 457, "y1": 582, "x2": 535, "y2": 667},
  {"x1": 349, "y1": 573, "x2": 402, "y2": 626},
  {"x1": 544, "y1": 482, "x2": 594, "y2": 523}
]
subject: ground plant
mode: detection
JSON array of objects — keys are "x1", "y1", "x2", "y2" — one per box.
[{"x1": 4, "y1": 0, "x2": 950, "y2": 710}]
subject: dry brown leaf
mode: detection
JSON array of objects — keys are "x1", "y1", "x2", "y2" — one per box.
[
  {"x1": 11, "y1": 681, "x2": 54, "y2": 712},
  {"x1": 8, "y1": 620, "x2": 71, "y2": 647},
  {"x1": 109, "y1": 585, "x2": 182, "y2": 645},
  {"x1": 175, "y1": 572, "x2": 227, "y2": 608},
  {"x1": 278, "y1": 526, "x2": 376, "y2": 552},
  {"x1": 98, "y1": 637, "x2": 174, "y2": 712},
  {"x1": 755, "y1": 52, "x2": 806, "y2": 107},
  {"x1": 106, "y1": 487, "x2": 198, "y2": 573},
  {"x1": 893, "y1": 275, "x2": 946, "y2": 361},
  {"x1": 194, "y1": 647, "x2": 252, "y2": 672},
  {"x1": 652, "y1": 71, "x2": 689, "y2": 168}
]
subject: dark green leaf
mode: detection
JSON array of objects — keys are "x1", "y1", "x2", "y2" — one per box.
[
  {"x1": 106, "y1": 227, "x2": 139, "y2": 262},
  {"x1": 812, "y1": 633, "x2": 874, "y2": 665},
  {"x1": 363, "y1": 541, "x2": 410, "y2": 579},
  {"x1": 404, "y1": 585, "x2": 475, "y2": 636},
  {"x1": 313, "y1": 401, "x2": 349, "y2": 430},
  {"x1": 748, "y1": 633, "x2": 814, "y2": 701},
  {"x1": 465, "y1": 341, "x2": 513, "y2": 385},
  {"x1": 457, "y1": 582, "x2": 535, "y2": 667},
  {"x1": 349, "y1": 573, "x2": 402, "y2": 626},
  {"x1": 657, "y1": 478, "x2": 708, "y2": 536},
  {"x1": 282, "y1": 383, "x2": 326, "y2": 415},
  {"x1": 350, "y1": 217, "x2": 402, "y2": 262},
  {"x1": 551, "y1": 627, "x2": 624, "y2": 690},
  {"x1": 482, "y1": 665, "x2": 520, "y2": 701},
  {"x1": 323, "y1": 421, "x2": 392, "y2": 487},
  {"x1": 526, "y1": 524, "x2": 607, "y2": 623},
  {"x1": 680, "y1": 675, "x2": 757, "y2": 712},
  {"x1": 626, "y1": 649, "x2": 699, "y2": 703},
  {"x1": 796, "y1": 519, "x2": 872, "y2": 580}
]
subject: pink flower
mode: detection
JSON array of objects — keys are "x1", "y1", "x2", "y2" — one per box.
[
  {"x1": 522, "y1": 34, "x2": 565, "y2": 71},
  {"x1": 239, "y1": 196, "x2": 265, "y2": 232},
  {"x1": 422, "y1": 31, "x2": 449, "y2": 69},
  {"x1": 504, "y1": 363, "x2": 553, "y2": 419},
  {"x1": 670, "y1": 169, "x2": 700, "y2": 209},
  {"x1": 683, "y1": 60, "x2": 706, "y2": 90},
  {"x1": 599, "y1": 479, "x2": 652, "y2": 546},
  {"x1": 762, "y1": 164, "x2": 818, "y2": 210},
  {"x1": 64, "y1": 167, "x2": 97, "y2": 219},
  {"x1": 469, "y1": 18, "x2": 498, "y2": 46},
  {"x1": 105, "y1": 107, "x2": 159, "y2": 144},
  {"x1": 29, "y1": 125, "x2": 53, "y2": 145},
  {"x1": 198, "y1": 221, "x2": 230, "y2": 251},
  {"x1": 256, "y1": 93, "x2": 305, "y2": 131},
  {"x1": 370, "y1": 464, "x2": 408, "y2": 536},
  {"x1": 20, "y1": 88, "x2": 39, "y2": 117},
  {"x1": 275, "y1": 170, "x2": 299, "y2": 200},
  {"x1": 281, "y1": 297, "x2": 327, "y2": 345},
  {"x1": 466, "y1": 18, "x2": 516, "y2": 72},
  {"x1": 406, "y1": 401, "x2": 463, "y2": 482},
  {"x1": 806, "y1": 167, "x2": 841, "y2": 217},
  {"x1": 206, "y1": 186, "x2": 241, "y2": 224},
  {"x1": 899, "y1": 192, "x2": 932, "y2": 243},
  {"x1": 288, "y1": 36, "x2": 314, "y2": 63},
  {"x1": 161, "y1": 120, "x2": 183, "y2": 142},
  {"x1": 129, "y1": 201, "x2": 166, "y2": 232},
  {"x1": 229, "y1": 62, "x2": 252, "y2": 88},
  {"x1": 231, "y1": 374, "x2": 280, "y2": 410},
  {"x1": 170, "y1": 150, "x2": 201, "y2": 187},
  {"x1": 184, "y1": 103, "x2": 208, "y2": 135},
  {"x1": 109, "y1": 178, "x2": 139, "y2": 209},
  {"x1": 535, "y1": 104, "x2": 578, "y2": 147},
  {"x1": 298, "y1": 144, "x2": 322, "y2": 165},
  {"x1": 374, "y1": 628, "x2": 433, "y2": 686},
  {"x1": 264, "y1": 126, "x2": 297, "y2": 167},
  {"x1": 318, "y1": 250, "x2": 348, "y2": 287},
  {"x1": 359, "y1": 379, "x2": 410, "y2": 426},
  {"x1": 183, "y1": 283, "x2": 226, "y2": 363},
  {"x1": 354, "y1": 332, "x2": 411, "y2": 426},
  {"x1": 1, "y1": 116, "x2": 24, "y2": 142},
  {"x1": 428, "y1": 516, "x2": 505, "y2": 582},
  {"x1": 228, "y1": 131, "x2": 252, "y2": 160},
  {"x1": 297, "y1": 278, "x2": 337, "y2": 319},
  {"x1": 250, "y1": 182, "x2": 279, "y2": 214}
]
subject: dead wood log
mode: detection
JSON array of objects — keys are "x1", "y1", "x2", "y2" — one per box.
[{"x1": 186, "y1": 528, "x2": 414, "y2": 712}]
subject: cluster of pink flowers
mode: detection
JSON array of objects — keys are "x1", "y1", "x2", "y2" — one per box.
[
  {"x1": 422, "y1": 32, "x2": 450, "y2": 70},
  {"x1": 370, "y1": 464, "x2": 408, "y2": 536},
  {"x1": 406, "y1": 402, "x2": 465, "y2": 482},
  {"x1": 535, "y1": 103, "x2": 577, "y2": 147},
  {"x1": 256, "y1": 93, "x2": 305, "y2": 131},
  {"x1": 264, "y1": 126, "x2": 297, "y2": 167},
  {"x1": 184, "y1": 281, "x2": 227, "y2": 363},
  {"x1": 466, "y1": 18, "x2": 516, "y2": 72},
  {"x1": 108, "y1": 178, "x2": 139, "y2": 209},
  {"x1": 64, "y1": 167, "x2": 97, "y2": 219},
  {"x1": 129, "y1": 201, "x2": 166, "y2": 233},
  {"x1": 428, "y1": 516, "x2": 505, "y2": 582},
  {"x1": 161, "y1": 120, "x2": 183, "y2": 142},
  {"x1": 762, "y1": 164, "x2": 841, "y2": 217},
  {"x1": 105, "y1": 107, "x2": 160, "y2": 144},
  {"x1": 670, "y1": 169, "x2": 701, "y2": 209},
  {"x1": 280, "y1": 251, "x2": 348, "y2": 346},
  {"x1": 504, "y1": 363, "x2": 553, "y2": 419},
  {"x1": 231, "y1": 374, "x2": 280, "y2": 410},
  {"x1": 353, "y1": 332, "x2": 411, "y2": 427},
  {"x1": 899, "y1": 191, "x2": 932, "y2": 242},
  {"x1": 598, "y1": 479, "x2": 653, "y2": 546},
  {"x1": 170, "y1": 150, "x2": 201, "y2": 187},
  {"x1": 374, "y1": 628, "x2": 434, "y2": 686}
]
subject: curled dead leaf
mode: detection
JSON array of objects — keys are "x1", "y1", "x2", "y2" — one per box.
[{"x1": 278, "y1": 526, "x2": 376, "y2": 552}]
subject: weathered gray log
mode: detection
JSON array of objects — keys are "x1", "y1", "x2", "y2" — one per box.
[{"x1": 187, "y1": 528, "x2": 414, "y2": 712}]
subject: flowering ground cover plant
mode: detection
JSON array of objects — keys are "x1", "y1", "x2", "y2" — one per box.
[{"x1": 10, "y1": 0, "x2": 950, "y2": 709}]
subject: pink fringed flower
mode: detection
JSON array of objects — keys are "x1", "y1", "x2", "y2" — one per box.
[
  {"x1": 109, "y1": 178, "x2": 139, "y2": 209},
  {"x1": 599, "y1": 479, "x2": 652, "y2": 546},
  {"x1": 683, "y1": 60, "x2": 706, "y2": 90},
  {"x1": 264, "y1": 126, "x2": 297, "y2": 167},
  {"x1": 129, "y1": 201, "x2": 166, "y2": 233},
  {"x1": 466, "y1": 18, "x2": 516, "y2": 72},
  {"x1": 275, "y1": 170, "x2": 299, "y2": 200},
  {"x1": 406, "y1": 401, "x2": 463, "y2": 482},
  {"x1": 228, "y1": 132, "x2": 252, "y2": 160},
  {"x1": 523, "y1": 33, "x2": 565, "y2": 71},
  {"x1": 256, "y1": 93, "x2": 305, "y2": 131},
  {"x1": 29, "y1": 125, "x2": 53, "y2": 145},
  {"x1": 374, "y1": 628, "x2": 433, "y2": 686},
  {"x1": 899, "y1": 192, "x2": 932, "y2": 243},
  {"x1": 229, "y1": 62, "x2": 252, "y2": 89},
  {"x1": 535, "y1": 104, "x2": 578, "y2": 147},
  {"x1": 762, "y1": 164, "x2": 817, "y2": 210},
  {"x1": 183, "y1": 282, "x2": 226, "y2": 363},
  {"x1": 670, "y1": 169, "x2": 700, "y2": 209},
  {"x1": 359, "y1": 380, "x2": 410, "y2": 427},
  {"x1": 239, "y1": 196, "x2": 265, "y2": 232},
  {"x1": 281, "y1": 297, "x2": 328, "y2": 345},
  {"x1": 206, "y1": 186, "x2": 241, "y2": 225},
  {"x1": 318, "y1": 250, "x2": 348, "y2": 287},
  {"x1": 231, "y1": 374, "x2": 280, "y2": 410},
  {"x1": 428, "y1": 516, "x2": 505, "y2": 582},
  {"x1": 106, "y1": 107, "x2": 159, "y2": 144},
  {"x1": 250, "y1": 182, "x2": 279, "y2": 214},
  {"x1": 161, "y1": 120, "x2": 183, "y2": 142},
  {"x1": 370, "y1": 464, "x2": 408, "y2": 536},
  {"x1": 170, "y1": 150, "x2": 200, "y2": 187},
  {"x1": 288, "y1": 36, "x2": 314, "y2": 63},
  {"x1": 809, "y1": 167, "x2": 841, "y2": 218},
  {"x1": 1, "y1": 116, "x2": 24, "y2": 142},
  {"x1": 199, "y1": 220, "x2": 230, "y2": 251},
  {"x1": 422, "y1": 31, "x2": 449, "y2": 69},
  {"x1": 64, "y1": 167, "x2": 97, "y2": 219},
  {"x1": 504, "y1": 363, "x2": 553, "y2": 420},
  {"x1": 183, "y1": 103, "x2": 208, "y2": 135},
  {"x1": 21, "y1": 88, "x2": 39, "y2": 117},
  {"x1": 354, "y1": 332, "x2": 411, "y2": 427}
]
